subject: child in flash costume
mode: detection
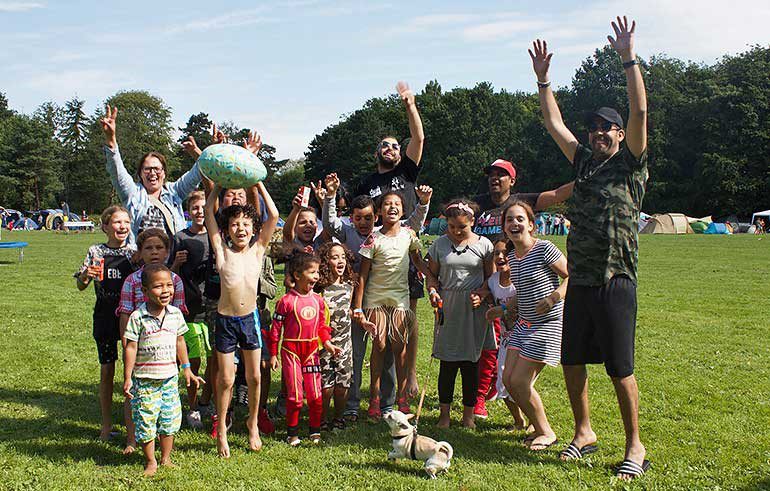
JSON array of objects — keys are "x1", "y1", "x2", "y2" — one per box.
[{"x1": 270, "y1": 289, "x2": 334, "y2": 439}]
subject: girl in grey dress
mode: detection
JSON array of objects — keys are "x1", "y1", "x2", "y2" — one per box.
[{"x1": 426, "y1": 200, "x2": 494, "y2": 429}]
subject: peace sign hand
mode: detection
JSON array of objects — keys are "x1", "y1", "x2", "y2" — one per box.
[
  {"x1": 310, "y1": 180, "x2": 326, "y2": 201},
  {"x1": 608, "y1": 15, "x2": 636, "y2": 61},
  {"x1": 528, "y1": 39, "x2": 553, "y2": 83},
  {"x1": 100, "y1": 104, "x2": 118, "y2": 147}
]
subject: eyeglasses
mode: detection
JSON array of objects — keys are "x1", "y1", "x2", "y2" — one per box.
[
  {"x1": 142, "y1": 167, "x2": 165, "y2": 175},
  {"x1": 380, "y1": 141, "x2": 400, "y2": 150},
  {"x1": 587, "y1": 121, "x2": 619, "y2": 133}
]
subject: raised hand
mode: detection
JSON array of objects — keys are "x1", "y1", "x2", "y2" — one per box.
[
  {"x1": 396, "y1": 81, "x2": 415, "y2": 107},
  {"x1": 415, "y1": 185, "x2": 433, "y2": 205},
  {"x1": 528, "y1": 39, "x2": 553, "y2": 83},
  {"x1": 310, "y1": 180, "x2": 326, "y2": 201},
  {"x1": 100, "y1": 104, "x2": 118, "y2": 147},
  {"x1": 181, "y1": 135, "x2": 202, "y2": 158},
  {"x1": 324, "y1": 173, "x2": 340, "y2": 196},
  {"x1": 243, "y1": 130, "x2": 262, "y2": 155},
  {"x1": 608, "y1": 16, "x2": 636, "y2": 61},
  {"x1": 211, "y1": 123, "x2": 228, "y2": 144}
]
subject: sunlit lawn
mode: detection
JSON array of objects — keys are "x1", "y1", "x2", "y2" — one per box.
[{"x1": 1, "y1": 230, "x2": 769, "y2": 490}]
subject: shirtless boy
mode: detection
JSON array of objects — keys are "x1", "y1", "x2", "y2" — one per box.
[{"x1": 204, "y1": 181, "x2": 279, "y2": 457}]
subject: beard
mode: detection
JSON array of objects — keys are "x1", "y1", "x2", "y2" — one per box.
[{"x1": 377, "y1": 151, "x2": 400, "y2": 169}]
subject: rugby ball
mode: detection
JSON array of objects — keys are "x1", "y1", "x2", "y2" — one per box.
[{"x1": 197, "y1": 143, "x2": 267, "y2": 189}]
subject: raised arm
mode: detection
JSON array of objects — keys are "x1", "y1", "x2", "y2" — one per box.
[
  {"x1": 204, "y1": 183, "x2": 224, "y2": 257},
  {"x1": 100, "y1": 105, "x2": 136, "y2": 204},
  {"x1": 397, "y1": 81, "x2": 425, "y2": 165},
  {"x1": 534, "y1": 181, "x2": 574, "y2": 210},
  {"x1": 529, "y1": 40, "x2": 579, "y2": 163},
  {"x1": 608, "y1": 16, "x2": 647, "y2": 157},
  {"x1": 282, "y1": 190, "x2": 303, "y2": 243},
  {"x1": 405, "y1": 185, "x2": 432, "y2": 232},
  {"x1": 321, "y1": 173, "x2": 345, "y2": 240},
  {"x1": 256, "y1": 181, "x2": 279, "y2": 249}
]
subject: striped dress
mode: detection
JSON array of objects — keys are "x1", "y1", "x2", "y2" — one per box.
[{"x1": 507, "y1": 239, "x2": 564, "y2": 366}]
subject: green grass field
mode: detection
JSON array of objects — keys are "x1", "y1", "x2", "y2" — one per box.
[{"x1": 1, "y1": 230, "x2": 769, "y2": 490}]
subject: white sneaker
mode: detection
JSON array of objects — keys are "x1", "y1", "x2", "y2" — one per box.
[{"x1": 186, "y1": 410, "x2": 203, "y2": 430}]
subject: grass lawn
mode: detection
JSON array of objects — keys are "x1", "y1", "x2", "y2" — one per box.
[{"x1": 0, "y1": 230, "x2": 769, "y2": 490}]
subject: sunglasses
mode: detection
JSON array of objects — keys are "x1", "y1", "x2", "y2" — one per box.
[
  {"x1": 587, "y1": 121, "x2": 619, "y2": 133},
  {"x1": 380, "y1": 141, "x2": 400, "y2": 150}
]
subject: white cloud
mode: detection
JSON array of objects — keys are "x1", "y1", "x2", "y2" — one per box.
[
  {"x1": 167, "y1": 7, "x2": 273, "y2": 34},
  {"x1": 462, "y1": 19, "x2": 548, "y2": 42},
  {"x1": 0, "y1": 2, "x2": 43, "y2": 12}
]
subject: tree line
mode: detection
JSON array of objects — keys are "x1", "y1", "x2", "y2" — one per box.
[{"x1": 1, "y1": 44, "x2": 768, "y2": 218}]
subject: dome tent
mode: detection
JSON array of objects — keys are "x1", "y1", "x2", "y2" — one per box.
[{"x1": 640, "y1": 213, "x2": 693, "y2": 234}]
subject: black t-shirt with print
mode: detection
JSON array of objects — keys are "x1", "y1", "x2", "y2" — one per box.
[
  {"x1": 472, "y1": 192, "x2": 540, "y2": 242},
  {"x1": 356, "y1": 154, "x2": 421, "y2": 217}
]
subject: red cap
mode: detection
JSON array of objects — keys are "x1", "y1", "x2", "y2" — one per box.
[{"x1": 485, "y1": 159, "x2": 516, "y2": 179}]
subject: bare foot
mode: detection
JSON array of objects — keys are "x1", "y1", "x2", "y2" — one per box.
[
  {"x1": 217, "y1": 433, "x2": 231, "y2": 458},
  {"x1": 437, "y1": 415, "x2": 450, "y2": 429},
  {"x1": 123, "y1": 444, "x2": 136, "y2": 455},
  {"x1": 160, "y1": 459, "x2": 176, "y2": 469},
  {"x1": 246, "y1": 416, "x2": 262, "y2": 452},
  {"x1": 462, "y1": 417, "x2": 476, "y2": 429},
  {"x1": 98, "y1": 428, "x2": 115, "y2": 441},
  {"x1": 528, "y1": 433, "x2": 558, "y2": 451},
  {"x1": 143, "y1": 461, "x2": 158, "y2": 477}
]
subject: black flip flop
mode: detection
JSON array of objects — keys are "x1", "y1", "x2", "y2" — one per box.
[
  {"x1": 615, "y1": 459, "x2": 651, "y2": 479},
  {"x1": 560, "y1": 442, "x2": 598, "y2": 461}
]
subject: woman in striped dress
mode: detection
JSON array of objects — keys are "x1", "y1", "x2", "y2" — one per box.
[{"x1": 489, "y1": 200, "x2": 568, "y2": 451}]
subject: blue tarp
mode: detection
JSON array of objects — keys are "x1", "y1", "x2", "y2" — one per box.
[{"x1": 704, "y1": 222, "x2": 730, "y2": 235}]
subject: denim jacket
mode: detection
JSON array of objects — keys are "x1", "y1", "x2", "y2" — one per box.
[{"x1": 104, "y1": 145, "x2": 201, "y2": 243}]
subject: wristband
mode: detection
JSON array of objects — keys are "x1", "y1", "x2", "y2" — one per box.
[
  {"x1": 622, "y1": 59, "x2": 638, "y2": 69},
  {"x1": 536, "y1": 80, "x2": 551, "y2": 89},
  {"x1": 353, "y1": 308, "x2": 363, "y2": 314},
  {"x1": 180, "y1": 363, "x2": 191, "y2": 369}
]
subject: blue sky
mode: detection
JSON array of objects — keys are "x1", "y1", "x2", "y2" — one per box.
[{"x1": 1, "y1": 0, "x2": 768, "y2": 159}]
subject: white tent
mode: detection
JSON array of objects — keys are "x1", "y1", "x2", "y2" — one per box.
[{"x1": 751, "y1": 209, "x2": 770, "y2": 224}]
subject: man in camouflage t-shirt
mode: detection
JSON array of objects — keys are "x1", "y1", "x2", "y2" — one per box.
[{"x1": 531, "y1": 17, "x2": 651, "y2": 479}]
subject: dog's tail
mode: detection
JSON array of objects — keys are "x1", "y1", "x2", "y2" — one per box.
[{"x1": 437, "y1": 441, "x2": 454, "y2": 461}]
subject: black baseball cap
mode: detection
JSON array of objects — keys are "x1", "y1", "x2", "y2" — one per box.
[{"x1": 584, "y1": 107, "x2": 624, "y2": 128}]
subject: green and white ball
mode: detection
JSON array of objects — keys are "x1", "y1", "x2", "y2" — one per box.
[{"x1": 198, "y1": 144, "x2": 267, "y2": 189}]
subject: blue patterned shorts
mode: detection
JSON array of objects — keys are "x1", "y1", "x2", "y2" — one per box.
[{"x1": 131, "y1": 375, "x2": 182, "y2": 443}]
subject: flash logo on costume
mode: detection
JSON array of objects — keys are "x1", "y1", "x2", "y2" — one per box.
[{"x1": 300, "y1": 306, "x2": 317, "y2": 320}]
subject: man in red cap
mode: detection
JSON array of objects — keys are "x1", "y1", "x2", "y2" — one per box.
[{"x1": 471, "y1": 160, "x2": 573, "y2": 420}]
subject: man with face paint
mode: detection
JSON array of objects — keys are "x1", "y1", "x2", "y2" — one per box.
[{"x1": 531, "y1": 16, "x2": 650, "y2": 480}]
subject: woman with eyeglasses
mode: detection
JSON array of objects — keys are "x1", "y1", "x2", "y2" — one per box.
[{"x1": 101, "y1": 104, "x2": 201, "y2": 243}]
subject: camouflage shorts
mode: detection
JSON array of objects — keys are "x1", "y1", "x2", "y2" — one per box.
[{"x1": 320, "y1": 340, "x2": 352, "y2": 389}]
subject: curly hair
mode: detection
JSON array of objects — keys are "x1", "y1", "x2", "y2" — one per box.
[
  {"x1": 315, "y1": 242, "x2": 356, "y2": 292},
  {"x1": 136, "y1": 227, "x2": 170, "y2": 250},
  {"x1": 141, "y1": 263, "x2": 172, "y2": 288},
  {"x1": 286, "y1": 250, "x2": 320, "y2": 283},
  {"x1": 218, "y1": 203, "x2": 262, "y2": 232}
]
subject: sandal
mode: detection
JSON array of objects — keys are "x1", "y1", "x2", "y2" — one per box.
[
  {"x1": 616, "y1": 459, "x2": 650, "y2": 479},
  {"x1": 309, "y1": 433, "x2": 321, "y2": 445},
  {"x1": 344, "y1": 413, "x2": 359, "y2": 424},
  {"x1": 319, "y1": 420, "x2": 330, "y2": 432},
  {"x1": 560, "y1": 442, "x2": 598, "y2": 461},
  {"x1": 332, "y1": 418, "x2": 347, "y2": 431},
  {"x1": 287, "y1": 436, "x2": 301, "y2": 447}
]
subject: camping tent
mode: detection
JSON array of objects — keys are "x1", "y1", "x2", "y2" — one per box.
[
  {"x1": 638, "y1": 212, "x2": 652, "y2": 231},
  {"x1": 704, "y1": 222, "x2": 731, "y2": 235},
  {"x1": 640, "y1": 213, "x2": 694, "y2": 234},
  {"x1": 751, "y1": 209, "x2": 770, "y2": 226}
]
